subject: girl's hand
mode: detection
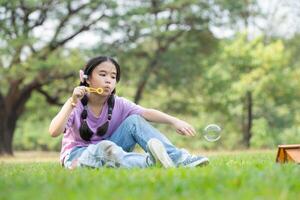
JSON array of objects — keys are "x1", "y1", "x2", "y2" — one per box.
[
  {"x1": 71, "y1": 86, "x2": 87, "y2": 102},
  {"x1": 172, "y1": 119, "x2": 196, "y2": 136}
]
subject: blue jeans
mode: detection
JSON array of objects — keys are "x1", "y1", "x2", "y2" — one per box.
[{"x1": 64, "y1": 114, "x2": 189, "y2": 168}]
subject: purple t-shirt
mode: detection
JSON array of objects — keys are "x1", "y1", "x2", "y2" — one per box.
[{"x1": 60, "y1": 96, "x2": 145, "y2": 164}]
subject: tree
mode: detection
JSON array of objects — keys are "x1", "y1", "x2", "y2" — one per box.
[
  {"x1": 0, "y1": 0, "x2": 117, "y2": 155},
  {"x1": 93, "y1": 0, "x2": 259, "y2": 104},
  {"x1": 202, "y1": 34, "x2": 293, "y2": 148}
]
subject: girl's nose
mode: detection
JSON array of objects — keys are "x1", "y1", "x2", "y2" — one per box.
[{"x1": 105, "y1": 78, "x2": 111, "y2": 84}]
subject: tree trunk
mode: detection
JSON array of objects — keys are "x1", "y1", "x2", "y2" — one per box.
[
  {"x1": 134, "y1": 76, "x2": 149, "y2": 104},
  {"x1": 0, "y1": 80, "x2": 38, "y2": 155},
  {"x1": 134, "y1": 59, "x2": 158, "y2": 104},
  {"x1": 0, "y1": 85, "x2": 13, "y2": 155},
  {"x1": 242, "y1": 91, "x2": 253, "y2": 148},
  {"x1": 0, "y1": 101, "x2": 18, "y2": 155},
  {"x1": 0, "y1": 106, "x2": 26, "y2": 155},
  {"x1": 0, "y1": 117, "x2": 15, "y2": 155}
]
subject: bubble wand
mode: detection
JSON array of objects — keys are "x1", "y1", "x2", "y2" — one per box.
[{"x1": 86, "y1": 87, "x2": 104, "y2": 95}]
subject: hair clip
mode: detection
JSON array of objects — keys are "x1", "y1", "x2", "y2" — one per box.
[{"x1": 79, "y1": 70, "x2": 88, "y2": 82}]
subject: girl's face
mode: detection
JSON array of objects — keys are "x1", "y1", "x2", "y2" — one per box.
[{"x1": 87, "y1": 61, "x2": 117, "y2": 96}]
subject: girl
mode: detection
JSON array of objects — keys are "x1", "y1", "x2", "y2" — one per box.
[{"x1": 49, "y1": 56, "x2": 209, "y2": 169}]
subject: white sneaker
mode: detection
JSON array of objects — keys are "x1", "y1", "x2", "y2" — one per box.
[
  {"x1": 179, "y1": 155, "x2": 209, "y2": 168},
  {"x1": 147, "y1": 138, "x2": 175, "y2": 168}
]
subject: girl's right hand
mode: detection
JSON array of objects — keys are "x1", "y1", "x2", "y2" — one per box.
[{"x1": 71, "y1": 86, "x2": 87, "y2": 102}]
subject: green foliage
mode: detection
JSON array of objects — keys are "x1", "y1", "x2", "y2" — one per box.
[
  {"x1": 15, "y1": 33, "x2": 300, "y2": 151},
  {"x1": 2, "y1": 0, "x2": 300, "y2": 151},
  {"x1": 14, "y1": 92, "x2": 62, "y2": 151},
  {"x1": 250, "y1": 118, "x2": 275, "y2": 148},
  {"x1": 197, "y1": 34, "x2": 299, "y2": 148},
  {"x1": 1, "y1": 151, "x2": 300, "y2": 199}
]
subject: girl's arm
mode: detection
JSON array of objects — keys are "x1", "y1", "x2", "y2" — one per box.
[
  {"x1": 48, "y1": 98, "x2": 75, "y2": 137},
  {"x1": 49, "y1": 86, "x2": 86, "y2": 137},
  {"x1": 141, "y1": 108, "x2": 196, "y2": 136}
]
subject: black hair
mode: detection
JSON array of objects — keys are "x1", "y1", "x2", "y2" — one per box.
[
  {"x1": 79, "y1": 56, "x2": 120, "y2": 141},
  {"x1": 80, "y1": 56, "x2": 121, "y2": 87}
]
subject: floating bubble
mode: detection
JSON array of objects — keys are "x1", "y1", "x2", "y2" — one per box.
[{"x1": 203, "y1": 124, "x2": 221, "y2": 142}]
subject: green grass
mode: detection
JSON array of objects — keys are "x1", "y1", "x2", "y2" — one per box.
[{"x1": 1, "y1": 151, "x2": 300, "y2": 200}]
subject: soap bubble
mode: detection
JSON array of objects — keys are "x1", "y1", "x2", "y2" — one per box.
[{"x1": 203, "y1": 124, "x2": 221, "y2": 142}]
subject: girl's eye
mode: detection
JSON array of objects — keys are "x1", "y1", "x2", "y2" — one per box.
[
  {"x1": 99, "y1": 73, "x2": 106, "y2": 76},
  {"x1": 111, "y1": 76, "x2": 116, "y2": 79}
]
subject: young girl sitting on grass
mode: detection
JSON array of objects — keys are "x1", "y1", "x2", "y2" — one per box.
[{"x1": 49, "y1": 56, "x2": 209, "y2": 169}]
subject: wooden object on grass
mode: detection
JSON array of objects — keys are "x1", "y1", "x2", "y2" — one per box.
[{"x1": 276, "y1": 144, "x2": 300, "y2": 164}]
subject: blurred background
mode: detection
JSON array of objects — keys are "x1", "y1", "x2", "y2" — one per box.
[{"x1": 1, "y1": 0, "x2": 300, "y2": 155}]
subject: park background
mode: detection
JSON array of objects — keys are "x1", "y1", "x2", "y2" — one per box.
[
  {"x1": 1, "y1": 0, "x2": 300, "y2": 156},
  {"x1": 2, "y1": 1, "x2": 300, "y2": 199}
]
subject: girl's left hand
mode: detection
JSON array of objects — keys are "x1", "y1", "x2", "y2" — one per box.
[{"x1": 172, "y1": 119, "x2": 196, "y2": 136}]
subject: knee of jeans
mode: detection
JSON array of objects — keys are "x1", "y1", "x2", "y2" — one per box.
[
  {"x1": 124, "y1": 114, "x2": 144, "y2": 125},
  {"x1": 97, "y1": 140, "x2": 123, "y2": 157},
  {"x1": 95, "y1": 140, "x2": 116, "y2": 151},
  {"x1": 86, "y1": 141, "x2": 112, "y2": 155},
  {"x1": 97, "y1": 140, "x2": 116, "y2": 146}
]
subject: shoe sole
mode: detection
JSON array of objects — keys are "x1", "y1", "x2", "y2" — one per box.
[
  {"x1": 184, "y1": 158, "x2": 209, "y2": 168},
  {"x1": 148, "y1": 138, "x2": 175, "y2": 168}
]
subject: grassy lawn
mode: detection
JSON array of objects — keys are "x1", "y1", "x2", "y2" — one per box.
[{"x1": 0, "y1": 150, "x2": 299, "y2": 200}]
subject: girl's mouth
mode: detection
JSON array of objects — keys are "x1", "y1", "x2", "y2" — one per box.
[{"x1": 104, "y1": 87, "x2": 111, "y2": 92}]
